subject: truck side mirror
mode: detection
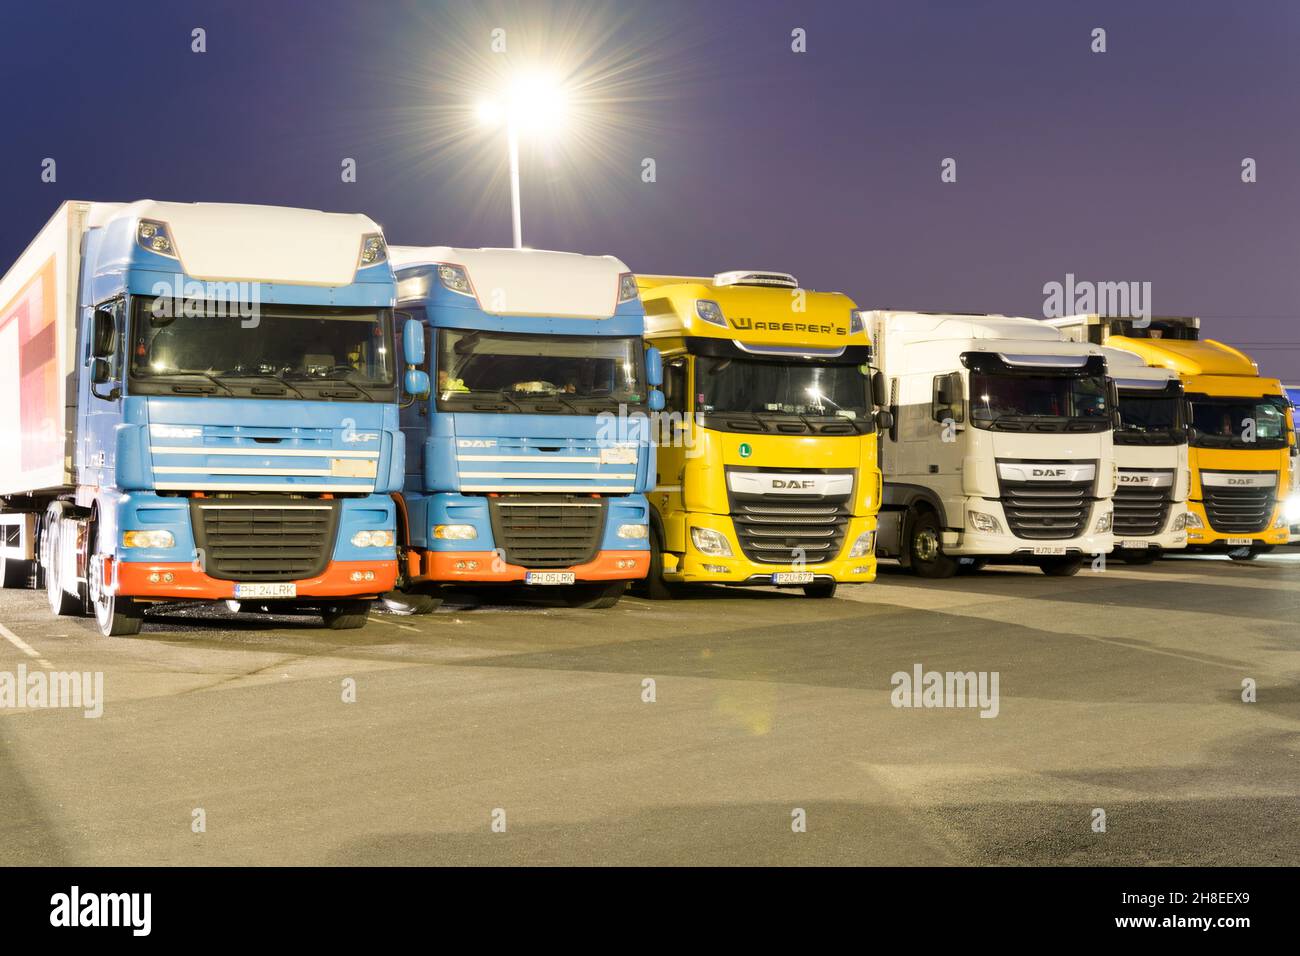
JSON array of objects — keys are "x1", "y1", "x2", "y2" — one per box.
[
  {"x1": 404, "y1": 368, "x2": 431, "y2": 400},
  {"x1": 402, "y1": 317, "x2": 425, "y2": 366},
  {"x1": 92, "y1": 308, "x2": 115, "y2": 359},
  {"x1": 90, "y1": 357, "x2": 120, "y2": 401},
  {"x1": 874, "y1": 408, "x2": 894, "y2": 431},
  {"x1": 936, "y1": 374, "x2": 955, "y2": 407},
  {"x1": 645, "y1": 347, "x2": 663, "y2": 387},
  {"x1": 648, "y1": 390, "x2": 665, "y2": 412},
  {"x1": 871, "y1": 370, "x2": 887, "y2": 408}
]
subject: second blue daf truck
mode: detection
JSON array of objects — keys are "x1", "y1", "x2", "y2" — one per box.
[
  {"x1": 389, "y1": 246, "x2": 662, "y2": 608},
  {"x1": 0, "y1": 200, "x2": 428, "y2": 635}
]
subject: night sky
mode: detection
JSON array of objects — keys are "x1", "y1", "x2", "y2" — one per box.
[{"x1": 3, "y1": 0, "x2": 1298, "y2": 378}]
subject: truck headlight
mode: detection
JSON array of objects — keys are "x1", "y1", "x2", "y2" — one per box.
[
  {"x1": 1284, "y1": 495, "x2": 1300, "y2": 523},
  {"x1": 690, "y1": 527, "x2": 733, "y2": 556},
  {"x1": 848, "y1": 530, "x2": 876, "y2": 557},
  {"x1": 1095, "y1": 511, "x2": 1113, "y2": 533},
  {"x1": 967, "y1": 510, "x2": 1002, "y2": 534},
  {"x1": 351, "y1": 529, "x2": 396, "y2": 548},
  {"x1": 617, "y1": 523, "x2": 649, "y2": 540},
  {"x1": 1184, "y1": 511, "x2": 1205, "y2": 529},
  {"x1": 432, "y1": 524, "x2": 477, "y2": 541},
  {"x1": 122, "y1": 530, "x2": 175, "y2": 548},
  {"x1": 437, "y1": 263, "x2": 475, "y2": 298}
]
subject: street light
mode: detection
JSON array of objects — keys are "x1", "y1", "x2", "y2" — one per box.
[{"x1": 476, "y1": 72, "x2": 568, "y2": 249}]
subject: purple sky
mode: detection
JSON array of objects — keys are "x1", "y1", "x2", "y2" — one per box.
[{"x1": 3, "y1": 0, "x2": 1298, "y2": 378}]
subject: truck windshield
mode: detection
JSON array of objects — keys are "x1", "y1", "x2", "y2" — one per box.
[
  {"x1": 696, "y1": 356, "x2": 871, "y2": 420},
  {"x1": 1115, "y1": 386, "x2": 1185, "y2": 445},
  {"x1": 968, "y1": 368, "x2": 1110, "y2": 432},
  {"x1": 129, "y1": 300, "x2": 394, "y2": 400},
  {"x1": 1186, "y1": 393, "x2": 1290, "y2": 450},
  {"x1": 436, "y1": 329, "x2": 646, "y2": 412}
]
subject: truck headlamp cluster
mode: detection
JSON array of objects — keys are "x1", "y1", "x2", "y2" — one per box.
[
  {"x1": 358, "y1": 233, "x2": 388, "y2": 267},
  {"x1": 433, "y1": 524, "x2": 478, "y2": 540},
  {"x1": 1095, "y1": 511, "x2": 1113, "y2": 534},
  {"x1": 849, "y1": 530, "x2": 876, "y2": 557},
  {"x1": 618, "y1": 272, "x2": 639, "y2": 304},
  {"x1": 437, "y1": 263, "x2": 476, "y2": 298},
  {"x1": 1183, "y1": 512, "x2": 1204, "y2": 530},
  {"x1": 1283, "y1": 495, "x2": 1300, "y2": 523},
  {"x1": 695, "y1": 299, "x2": 727, "y2": 328},
  {"x1": 617, "y1": 523, "x2": 649, "y2": 540},
  {"x1": 122, "y1": 530, "x2": 175, "y2": 549},
  {"x1": 967, "y1": 511, "x2": 1002, "y2": 534},
  {"x1": 136, "y1": 219, "x2": 178, "y2": 259},
  {"x1": 1171, "y1": 512, "x2": 1190, "y2": 532},
  {"x1": 690, "y1": 526, "x2": 733, "y2": 556},
  {"x1": 351, "y1": 530, "x2": 396, "y2": 548}
]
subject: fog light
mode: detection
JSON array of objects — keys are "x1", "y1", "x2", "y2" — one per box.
[
  {"x1": 433, "y1": 524, "x2": 477, "y2": 541},
  {"x1": 123, "y1": 530, "x2": 175, "y2": 548},
  {"x1": 690, "y1": 527, "x2": 733, "y2": 556},
  {"x1": 365, "y1": 570, "x2": 375, "y2": 581},
  {"x1": 350, "y1": 571, "x2": 363, "y2": 582},
  {"x1": 848, "y1": 530, "x2": 876, "y2": 558},
  {"x1": 149, "y1": 573, "x2": 160, "y2": 583},
  {"x1": 455, "y1": 560, "x2": 480, "y2": 571},
  {"x1": 967, "y1": 511, "x2": 1002, "y2": 534},
  {"x1": 616, "y1": 559, "x2": 637, "y2": 569},
  {"x1": 351, "y1": 529, "x2": 395, "y2": 548},
  {"x1": 162, "y1": 572, "x2": 174, "y2": 583},
  {"x1": 1095, "y1": 511, "x2": 1113, "y2": 533},
  {"x1": 617, "y1": 523, "x2": 649, "y2": 540},
  {"x1": 852, "y1": 565, "x2": 871, "y2": 574}
]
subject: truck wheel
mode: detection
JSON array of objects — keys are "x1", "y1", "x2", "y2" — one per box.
[
  {"x1": 1227, "y1": 547, "x2": 1261, "y2": 562},
  {"x1": 642, "y1": 526, "x2": 681, "y2": 600},
  {"x1": 379, "y1": 590, "x2": 441, "y2": 615},
  {"x1": 1038, "y1": 556, "x2": 1083, "y2": 576},
  {"x1": 0, "y1": 554, "x2": 30, "y2": 588},
  {"x1": 907, "y1": 511, "x2": 958, "y2": 579},
  {"x1": 803, "y1": 582, "x2": 838, "y2": 599},
  {"x1": 322, "y1": 600, "x2": 371, "y2": 629},
  {"x1": 43, "y1": 515, "x2": 82, "y2": 617},
  {"x1": 89, "y1": 561, "x2": 143, "y2": 637},
  {"x1": 565, "y1": 582, "x2": 627, "y2": 609},
  {"x1": 957, "y1": 557, "x2": 989, "y2": 574}
]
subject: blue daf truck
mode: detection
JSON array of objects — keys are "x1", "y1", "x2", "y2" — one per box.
[
  {"x1": 0, "y1": 200, "x2": 429, "y2": 635},
  {"x1": 388, "y1": 246, "x2": 662, "y2": 608}
]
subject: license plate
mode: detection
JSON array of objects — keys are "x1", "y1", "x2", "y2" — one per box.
[
  {"x1": 772, "y1": 572, "x2": 815, "y2": 585},
  {"x1": 1032, "y1": 546, "x2": 1067, "y2": 556},
  {"x1": 1223, "y1": 538, "x2": 1253, "y2": 546},
  {"x1": 235, "y1": 583, "x2": 297, "y2": 599},
  {"x1": 525, "y1": 572, "x2": 576, "y2": 585},
  {"x1": 1121, "y1": 539, "x2": 1148, "y2": 550}
]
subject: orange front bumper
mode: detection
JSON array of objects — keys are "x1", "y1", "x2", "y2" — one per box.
[
  {"x1": 114, "y1": 560, "x2": 397, "y2": 601},
  {"x1": 411, "y1": 549, "x2": 649, "y2": 583}
]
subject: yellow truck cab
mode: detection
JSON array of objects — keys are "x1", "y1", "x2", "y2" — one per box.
[
  {"x1": 1050, "y1": 315, "x2": 1294, "y2": 560},
  {"x1": 636, "y1": 270, "x2": 886, "y2": 598}
]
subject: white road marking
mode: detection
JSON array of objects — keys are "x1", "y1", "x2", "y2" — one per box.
[
  {"x1": 368, "y1": 616, "x2": 421, "y2": 632},
  {"x1": 0, "y1": 622, "x2": 54, "y2": 669}
]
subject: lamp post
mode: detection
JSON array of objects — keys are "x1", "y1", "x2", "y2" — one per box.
[{"x1": 477, "y1": 73, "x2": 567, "y2": 250}]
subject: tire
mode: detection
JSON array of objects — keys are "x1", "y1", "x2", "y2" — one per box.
[
  {"x1": 957, "y1": 558, "x2": 989, "y2": 574},
  {"x1": 380, "y1": 590, "x2": 441, "y2": 615},
  {"x1": 88, "y1": 524, "x2": 143, "y2": 637},
  {"x1": 565, "y1": 582, "x2": 627, "y2": 609},
  {"x1": 43, "y1": 511, "x2": 83, "y2": 617},
  {"x1": 0, "y1": 554, "x2": 30, "y2": 588},
  {"x1": 906, "y1": 510, "x2": 958, "y2": 579},
  {"x1": 641, "y1": 525, "x2": 681, "y2": 600},
  {"x1": 1039, "y1": 556, "x2": 1083, "y2": 576},
  {"x1": 1227, "y1": 547, "x2": 1261, "y2": 562},
  {"x1": 803, "y1": 582, "x2": 837, "y2": 599},
  {"x1": 322, "y1": 599, "x2": 371, "y2": 629}
]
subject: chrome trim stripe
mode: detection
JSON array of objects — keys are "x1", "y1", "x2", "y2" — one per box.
[{"x1": 150, "y1": 446, "x2": 379, "y2": 458}]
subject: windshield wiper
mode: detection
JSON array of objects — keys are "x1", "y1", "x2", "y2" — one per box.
[
  {"x1": 162, "y1": 371, "x2": 235, "y2": 396},
  {"x1": 222, "y1": 371, "x2": 309, "y2": 400},
  {"x1": 319, "y1": 371, "x2": 376, "y2": 401}
]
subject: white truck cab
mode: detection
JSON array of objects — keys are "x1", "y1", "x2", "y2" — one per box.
[
  {"x1": 1103, "y1": 347, "x2": 1191, "y2": 561},
  {"x1": 868, "y1": 311, "x2": 1116, "y2": 577}
]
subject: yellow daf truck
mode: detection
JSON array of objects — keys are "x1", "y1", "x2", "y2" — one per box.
[
  {"x1": 1050, "y1": 315, "x2": 1294, "y2": 560},
  {"x1": 635, "y1": 270, "x2": 888, "y2": 597}
]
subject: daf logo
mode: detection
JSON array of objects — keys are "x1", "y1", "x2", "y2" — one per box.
[
  {"x1": 1120, "y1": 474, "x2": 1150, "y2": 484},
  {"x1": 1227, "y1": 478, "x2": 1252, "y2": 486},
  {"x1": 772, "y1": 479, "x2": 816, "y2": 490},
  {"x1": 344, "y1": 432, "x2": 379, "y2": 443},
  {"x1": 457, "y1": 439, "x2": 497, "y2": 448},
  {"x1": 1032, "y1": 468, "x2": 1066, "y2": 478}
]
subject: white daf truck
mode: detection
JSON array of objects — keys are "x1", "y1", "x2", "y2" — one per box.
[
  {"x1": 1102, "y1": 347, "x2": 1190, "y2": 562},
  {"x1": 867, "y1": 311, "x2": 1116, "y2": 577}
]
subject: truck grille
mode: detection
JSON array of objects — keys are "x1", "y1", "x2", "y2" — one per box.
[
  {"x1": 1113, "y1": 478, "x2": 1173, "y2": 538},
  {"x1": 1203, "y1": 487, "x2": 1274, "y2": 534},
  {"x1": 190, "y1": 499, "x2": 339, "y2": 581},
  {"x1": 998, "y1": 475, "x2": 1096, "y2": 540},
  {"x1": 487, "y1": 495, "x2": 607, "y2": 569},
  {"x1": 726, "y1": 478, "x2": 853, "y2": 564}
]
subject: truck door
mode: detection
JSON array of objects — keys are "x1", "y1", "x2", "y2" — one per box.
[
  {"x1": 652, "y1": 356, "x2": 689, "y2": 552},
  {"x1": 80, "y1": 297, "x2": 126, "y2": 487}
]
